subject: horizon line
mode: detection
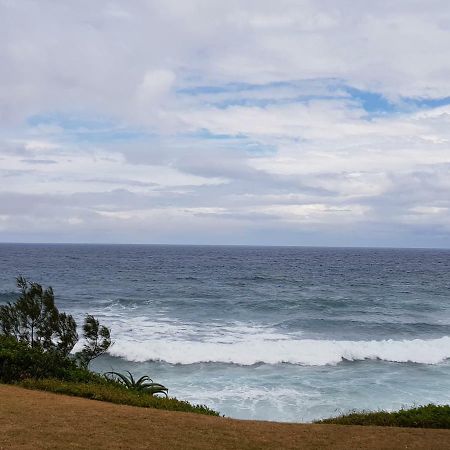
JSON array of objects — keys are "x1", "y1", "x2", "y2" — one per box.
[{"x1": 1, "y1": 241, "x2": 449, "y2": 251}]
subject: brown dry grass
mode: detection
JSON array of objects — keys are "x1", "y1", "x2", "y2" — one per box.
[{"x1": 1, "y1": 384, "x2": 450, "y2": 450}]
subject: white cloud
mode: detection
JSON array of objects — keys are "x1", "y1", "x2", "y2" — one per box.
[
  {"x1": 1, "y1": 0, "x2": 450, "y2": 122},
  {"x1": 0, "y1": 0, "x2": 449, "y2": 246},
  {"x1": 137, "y1": 69, "x2": 175, "y2": 101}
]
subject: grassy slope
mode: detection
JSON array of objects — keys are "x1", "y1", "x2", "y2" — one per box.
[
  {"x1": 2, "y1": 385, "x2": 450, "y2": 450},
  {"x1": 19, "y1": 378, "x2": 219, "y2": 416},
  {"x1": 18, "y1": 379, "x2": 450, "y2": 429}
]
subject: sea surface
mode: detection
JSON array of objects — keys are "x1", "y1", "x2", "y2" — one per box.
[{"x1": 1, "y1": 243, "x2": 450, "y2": 422}]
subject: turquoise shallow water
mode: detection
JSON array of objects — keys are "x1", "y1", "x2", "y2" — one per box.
[{"x1": 1, "y1": 244, "x2": 450, "y2": 421}]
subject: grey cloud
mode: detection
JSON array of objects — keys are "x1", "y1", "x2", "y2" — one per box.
[
  {"x1": 81, "y1": 178, "x2": 159, "y2": 188},
  {"x1": 20, "y1": 159, "x2": 58, "y2": 165}
]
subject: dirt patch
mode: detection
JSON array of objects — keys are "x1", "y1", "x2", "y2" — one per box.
[{"x1": 1, "y1": 384, "x2": 449, "y2": 449}]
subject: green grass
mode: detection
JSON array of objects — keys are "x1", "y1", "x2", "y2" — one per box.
[
  {"x1": 316, "y1": 404, "x2": 450, "y2": 429},
  {"x1": 18, "y1": 378, "x2": 220, "y2": 416}
]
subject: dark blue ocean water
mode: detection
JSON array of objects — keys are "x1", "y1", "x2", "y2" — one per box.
[{"x1": 1, "y1": 244, "x2": 450, "y2": 421}]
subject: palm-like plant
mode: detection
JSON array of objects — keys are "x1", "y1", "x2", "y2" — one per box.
[{"x1": 105, "y1": 371, "x2": 168, "y2": 397}]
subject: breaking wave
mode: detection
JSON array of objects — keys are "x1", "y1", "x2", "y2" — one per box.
[{"x1": 109, "y1": 335, "x2": 450, "y2": 366}]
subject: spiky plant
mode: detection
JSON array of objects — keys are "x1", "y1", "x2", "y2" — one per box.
[{"x1": 105, "y1": 371, "x2": 168, "y2": 397}]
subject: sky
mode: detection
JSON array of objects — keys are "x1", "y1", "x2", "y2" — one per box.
[{"x1": 1, "y1": 0, "x2": 450, "y2": 247}]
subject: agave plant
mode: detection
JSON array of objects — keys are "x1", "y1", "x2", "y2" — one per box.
[{"x1": 105, "y1": 370, "x2": 168, "y2": 397}]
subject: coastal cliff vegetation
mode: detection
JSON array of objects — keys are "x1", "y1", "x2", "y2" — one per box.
[{"x1": 0, "y1": 276, "x2": 218, "y2": 416}]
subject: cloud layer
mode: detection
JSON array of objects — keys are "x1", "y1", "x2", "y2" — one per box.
[{"x1": 1, "y1": 0, "x2": 449, "y2": 246}]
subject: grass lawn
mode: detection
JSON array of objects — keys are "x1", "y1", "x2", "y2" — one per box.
[{"x1": 2, "y1": 384, "x2": 450, "y2": 450}]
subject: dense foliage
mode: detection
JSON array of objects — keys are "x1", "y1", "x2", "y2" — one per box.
[
  {"x1": 0, "y1": 335, "x2": 95, "y2": 383},
  {"x1": 316, "y1": 404, "x2": 450, "y2": 429},
  {"x1": 0, "y1": 276, "x2": 78, "y2": 355},
  {"x1": 76, "y1": 315, "x2": 111, "y2": 369},
  {"x1": 0, "y1": 277, "x2": 111, "y2": 367}
]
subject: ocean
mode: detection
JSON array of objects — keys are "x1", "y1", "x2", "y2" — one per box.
[{"x1": 1, "y1": 243, "x2": 449, "y2": 422}]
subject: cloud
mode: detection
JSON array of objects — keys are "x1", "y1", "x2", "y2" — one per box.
[
  {"x1": 0, "y1": 0, "x2": 449, "y2": 246},
  {"x1": 2, "y1": 1, "x2": 450, "y2": 121}
]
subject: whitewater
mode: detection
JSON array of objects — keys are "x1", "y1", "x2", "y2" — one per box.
[
  {"x1": 108, "y1": 334, "x2": 450, "y2": 366},
  {"x1": 1, "y1": 244, "x2": 450, "y2": 421}
]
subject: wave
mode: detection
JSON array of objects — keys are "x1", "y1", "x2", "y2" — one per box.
[
  {"x1": 0, "y1": 291, "x2": 17, "y2": 303},
  {"x1": 108, "y1": 335, "x2": 450, "y2": 366}
]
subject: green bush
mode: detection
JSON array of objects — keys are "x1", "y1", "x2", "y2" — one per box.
[
  {"x1": 19, "y1": 378, "x2": 220, "y2": 416},
  {"x1": 316, "y1": 404, "x2": 450, "y2": 429},
  {"x1": 0, "y1": 335, "x2": 96, "y2": 383},
  {"x1": 0, "y1": 276, "x2": 78, "y2": 355},
  {"x1": 0, "y1": 277, "x2": 111, "y2": 369},
  {"x1": 105, "y1": 371, "x2": 168, "y2": 396}
]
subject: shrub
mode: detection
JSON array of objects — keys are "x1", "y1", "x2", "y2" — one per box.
[
  {"x1": 0, "y1": 335, "x2": 95, "y2": 383},
  {"x1": 105, "y1": 371, "x2": 168, "y2": 396},
  {"x1": 316, "y1": 404, "x2": 450, "y2": 429}
]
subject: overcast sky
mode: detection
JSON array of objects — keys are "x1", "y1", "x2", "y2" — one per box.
[{"x1": 1, "y1": 0, "x2": 450, "y2": 247}]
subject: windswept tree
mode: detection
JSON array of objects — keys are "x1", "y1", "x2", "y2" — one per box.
[
  {"x1": 76, "y1": 315, "x2": 112, "y2": 368},
  {"x1": 0, "y1": 276, "x2": 78, "y2": 355},
  {"x1": 56, "y1": 312, "x2": 79, "y2": 356},
  {"x1": 0, "y1": 277, "x2": 111, "y2": 364}
]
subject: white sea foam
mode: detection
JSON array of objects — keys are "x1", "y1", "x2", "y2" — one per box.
[
  {"x1": 108, "y1": 334, "x2": 450, "y2": 366},
  {"x1": 71, "y1": 311, "x2": 450, "y2": 366}
]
